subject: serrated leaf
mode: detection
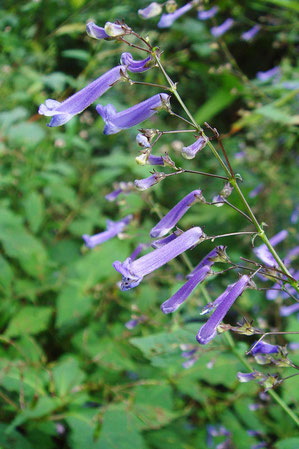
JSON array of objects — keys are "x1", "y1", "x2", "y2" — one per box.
[{"x1": 5, "y1": 306, "x2": 53, "y2": 337}]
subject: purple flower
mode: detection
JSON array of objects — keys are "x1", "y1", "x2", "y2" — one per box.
[
  {"x1": 237, "y1": 371, "x2": 263, "y2": 383},
  {"x1": 197, "y1": 275, "x2": 250, "y2": 344},
  {"x1": 283, "y1": 81, "x2": 299, "y2": 90},
  {"x1": 182, "y1": 136, "x2": 208, "y2": 159},
  {"x1": 290, "y1": 205, "x2": 299, "y2": 224},
  {"x1": 134, "y1": 172, "x2": 166, "y2": 191},
  {"x1": 150, "y1": 189, "x2": 202, "y2": 238},
  {"x1": 120, "y1": 52, "x2": 151, "y2": 73},
  {"x1": 284, "y1": 247, "x2": 299, "y2": 266},
  {"x1": 241, "y1": 25, "x2": 260, "y2": 41},
  {"x1": 136, "y1": 151, "x2": 169, "y2": 166},
  {"x1": 158, "y1": 2, "x2": 193, "y2": 28},
  {"x1": 39, "y1": 65, "x2": 125, "y2": 127},
  {"x1": 104, "y1": 22, "x2": 131, "y2": 37},
  {"x1": 280, "y1": 302, "x2": 299, "y2": 317},
  {"x1": 82, "y1": 214, "x2": 133, "y2": 248},
  {"x1": 198, "y1": 6, "x2": 219, "y2": 20},
  {"x1": 113, "y1": 227, "x2": 203, "y2": 290},
  {"x1": 289, "y1": 342, "x2": 299, "y2": 350},
  {"x1": 249, "y1": 341, "x2": 279, "y2": 355},
  {"x1": 105, "y1": 181, "x2": 134, "y2": 202},
  {"x1": 125, "y1": 319, "x2": 139, "y2": 329},
  {"x1": 187, "y1": 246, "x2": 229, "y2": 279},
  {"x1": 256, "y1": 67, "x2": 280, "y2": 81},
  {"x1": 251, "y1": 443, "x2": 267, "y2": 449},
  {"x1": 136, "y1": 133, "x2": 152, "y2": 148},
  {"x1": 96, "y1": 93, "x2": 170, "y2": 135},
  {"x1": 211, "y1": 18, "x2": 234, "y2": 37},
  {"x1": 200, "y1": 281, "x2": 236, "y2": 316},
  {"x1": 254, "y1": 230, "x2": 288, "y2": 266},
  {"x1": 249, "y1": 183, "x2": 264, "y2": 198},
  {"x1": 86, "y1": 22, "x2": 110, "y2": 39},
  {"x1": 138, "y1": 2, "x2": 163, "y2": 19},
  {"x1": 129, "y1": 243, "x2": 151, "y2": 261},
  {"x1": 182, "y1": 357, "x2": 197, "y2": 369},
  {"x1": 161, "y1": 265, "x2": 211, "y2": 313},
  {"x1": 151, "y1": 232, "x2": 179, "y2": 249}
]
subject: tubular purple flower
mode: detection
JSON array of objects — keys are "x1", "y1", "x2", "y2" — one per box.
[
  {"x1": 105, "y1": 181, "x2": 134, "y2": 202},
  {"x1": 120, "y1": 52, "x2": 151, "y2": 73},
  {"x1": 237, "y1": 371, "x2": 263, "y2": 383},
  {"x1": 211, "y1": 18, "x2": 234, "y2": 37},
  {"x1": 125, "y1": 319, "x2": 139, "y2": 329},
  {"x1": 280, "y1": 302, "x2": 299, "y2": 317},
  {"x1": 241, "y1": 25, "x2": 260, "y2": 41},
  {"x1": 197, "y1": 275, "x2": 250, "y2": 344},
  {"x1": 256, "y1": 67, "x2": 280, "y2": 81},
  {"x1": 82, "y1": 214, "x2": 133, "y2": 249},
  {"x1": 289, "y1": 342, "x2": 299, "y2": 350},
  {"x1": 182, "y1": 136, "x2": 208, "y2": 159},
  {"x1": 161, "y1": 265, "x2": 211, "y2": 313},
  {"x1": 129, "y1": 243, "x2": 151, "y2": 261},
  {"x1": 284, "y1": 247, "x2": 299, "y2": 266},
  {"x1": 86, "y1": 22, "x2": 110, "y2": 39},
  {"x1": 113, "y1": 227, "x2": 203, "y2": 290},
  {"x1": 138, "y1": 2, "x2": 163, "y2": 19},
  {"x1": 200, "y1": 282, "x2": 236, "y2": 315},
  {"x1": 134, "y1": 172, "x2": 166, "y2": 191},
  {"x1": 249, "y1": 183, "x2": 264, "y2": 198},
  {"x1": 105, "y1": 188, "x2": 123, "y2": 202},
  {"x1": 182, "y1": 357, "x2": 197, "y2": 369},
  {"x1": 290, "y1": 205, "x2": 299, "y2": 224},
  {"x1": 39, "y1": 65, "x2": 126, "y2": 127},
  {"x1": 150, "y1": 189, "x2": 202, "y2": 238},
  {"x1": 136, "y1": 133, "x2": 152, "y2": 148},
  {"x1": 249, "y1": 341, "x2": 279, "y2": 355},
  {"x1": 96, "y1": 93, "x2": 170, "y2": 135},
  {"x1": 187, "y1": 246, "x2": 228, "y2": 279},
  {"x1": 198, "y1": 6, "x2": 219, "y2": 20},
  {"x1": 104, "y1": 22, "x2": 131, "y2": 37},
  {"x1": 157, "y1": 2, "x2": 193, "y2": 28},
  {"x1": 254, "y1": 230, "x2": 288, "y2": 266},
  {"x1": 151, "y1": 232, "x2": 179, "y2": 249}
]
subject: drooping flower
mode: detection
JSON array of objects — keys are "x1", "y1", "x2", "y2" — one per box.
[
  {"x1": 105, "y1": 181, "x2": 134, "y2": 202},
  {"x1": 280, "y1": 302, "x2": 299, "y2": 317},
  {"x1": 237, "y1": 371, "x2": 263, "y2": 383},
  {"x1": 241, "y1": 25, "x2": 260, "y2": 41},
  {"x1": 136, "y1": 132, "x2": 152, "y2": 148},
  {"x1": 120, "y1": 52, "x2": 152, "y2": 73},
  {"x1": 136, "y1": 151, "x2": 175, "y2": 167},
  {"x1": 96, "y1": 93, "x2": 170, "y2": 135},
  {"x1": 113, "y1": 226, "x2": 203, "y2": 290},
  {"x1": 161, "y1": 265, "x2": 211, "y2": 313},
  {"x1": 134, "y1": 172, "x2": 166, "y2": 190},
  {"x1": 138, "y1": 2, "x2": 163, "y2": 19},
  {"x1": 125, "y1": 319, "x2": 139, "y2": 329},
  {"x1": 82, "y1": 214, "x2": 133, "y2": 248},
  {"x1": 211, "y1": 18, "x2": 234, "y2": 37},
  {"x1": 151, "y1": 231, "x2": 180, "y2": 248},
  {"x1": 256, "y1": 66, "x2": 280, "y2": 82},
  {"x1": 104, "y1": 22, "x2": 131, "y2": 37},
  {"x1": 187, "y1": 246, "x2": 229, "y2": 279},
  {"x1": 181, "y1": 136, "x2": 208, "y2": 159},
  {"x1": 150, "y1": 189, "x2": 203, "y2": 238},
  {"x1": 197, "y1": 6, "x2": 219, "y2": 20},
  {"x1": 254, "y1": 230, "x2": 288, "y2": 266},
  {"x1": 86, "y1": 22, "x2": 110, "y2": 39},
  {"x1": 248, "y1": 341, "x2": 279, "y2": 356},
  {"x1": 197, "y1": 275, "x2": 250, "y2": 344},
  {"x1": 200, "y1": 281, "x2": 236, "y2": 315},
  {"x1": 39, "y1": 65, "x2": 126, "y2": 127},
  {"x1": 157, "y1": 2, "x2": 193, "y2": 28}
]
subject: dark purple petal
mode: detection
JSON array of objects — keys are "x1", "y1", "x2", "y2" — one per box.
[
  {"x1": 187, "y1": 246, "x2": 228, "y2": 279},
  {"x1": 39, "y1": 66, "x2": 126, "y2": 127},
  {"x1": 96, "y1": 93, "x2": 170, "y2": 135},
  {"x1": 211, "y1": 18, "x2": 234, "y2": 37},
  {"x1": 113, "y1": 227, "x2": 203, "y2": 290},
  {"x1": 150, "y1": 189, "x2": 202, "y2": 238},
  {"x1": 237, "y1": 371, "x2": 262, "y2": 382},
  {"x1": 125, "y1": 319, "x2": 139, "y2": 329},
  {"x1": 197, "y1": 275, "x2": 250, "y2": 344},
  {"x1": 161, "y1": 265, "x2": 211, "y2": 313},
  {"x1": 120, "y1": 52, "x2": 151, "y2": 73},
  {"x1": 105, "y1": 188, "x2": 123, "y2": 202},
  {"x1": 254, "y1": 230, "x2": 288, "y2": 266},
  {"x1": 86, "y1": 22, "x2": 109, "y2": 39},
  {"x1": 249, "y1": 341, "x2": 279, "y2": 355},
  {"x1": 158, "y1": 2, "x2": 193, "y2": 28},
  {"x1": 151, "y1": 232, "x2": 179, "y2": 249}
]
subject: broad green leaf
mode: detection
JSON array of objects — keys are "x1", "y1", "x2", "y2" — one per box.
[
  {"x1": 0, "y1": 422, "x2": 33, "y2": 449},
  {"x1": 52, "y1": 358, "x2": 85, "y2": 398},
  {"x1": 56, "y1": 286, "x2": 93, "y2": 328},
  {"x1": 275, "y1": 438, "x2": 299, "y2": 449},
  {"x1": 23, "y1": 191, "x2": 45, "y2": 233},
  {"x1": 5, "y1": 306, "x2": 53, "y2": 337}
]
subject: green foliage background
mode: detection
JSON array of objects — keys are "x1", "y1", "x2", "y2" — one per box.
[{"x1": 0, "y1": 0, "x2": 298, "y2": 447}]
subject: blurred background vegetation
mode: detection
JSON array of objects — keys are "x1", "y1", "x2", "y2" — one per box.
[{"x1": 0, "y1": 0, "x2": 299, "y2": 448}]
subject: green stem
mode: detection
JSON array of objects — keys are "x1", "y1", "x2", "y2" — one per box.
[{"x1": 152, "y1": 50, "x2": 299, "y2": 426}]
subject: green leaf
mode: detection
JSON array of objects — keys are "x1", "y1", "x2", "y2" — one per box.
[
  {"x1": 23, "y1": 191, "x2": 45, "y2": 233},
  {"x1": 275, "y1": 438, "x2": 299, "y2": 449},
  {"x1": 5, "y1": 306, "x2": 53, "y2": 337},
  {"x1": 56, "y1": 286, "x2": 93, "y2": 328},
  {"x1": 52, "y1": 358, "x2": 85, "y2": 398},
  {"x1": 0, "y1": 255, "x2": 14, "y2": 292},
  {"x1": 0, "y1": 422, "x2": 33, "y2": 449},
  {"x1": 263, "y1": 0, "x2": 299, "y2": 12}
]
